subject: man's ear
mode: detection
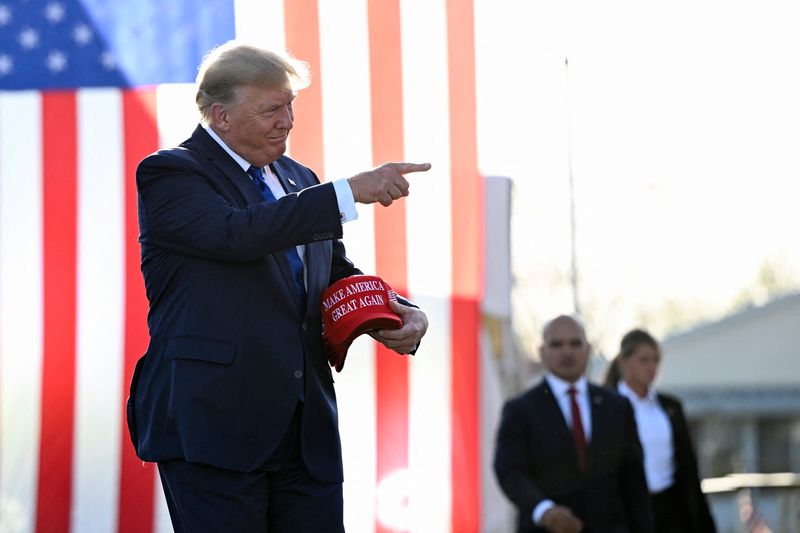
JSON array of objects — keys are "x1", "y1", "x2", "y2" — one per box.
[{"x1": 210, "y1": 103, "x2": 229, "y2": 132}]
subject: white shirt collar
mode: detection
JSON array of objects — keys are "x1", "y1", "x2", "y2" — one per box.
[
  {"x1": 617, "y1": 381, "x2": 658, "y2": 402},
  {"x1": 545, "y1": 373, "x2": 588, "y2": 397}
]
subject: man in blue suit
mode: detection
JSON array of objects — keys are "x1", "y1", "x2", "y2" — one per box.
[
  {"x1": 493, "y1": 315, "x2": 652, "y2": 533},
  {"x1": 127, "y1": 41, "x2": 429, "y2": 532}
]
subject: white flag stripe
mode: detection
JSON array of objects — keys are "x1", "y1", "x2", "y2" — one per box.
[
  {"x1": 156, "y1": 84, "x2": 198, "y2": 150},
  {"x1": 479, "y1": 326, "x2": 516, "y2": 531},
  {"x1": 233, "y1": 0, "x2": 285, "y2": 53},
  {"x1": 317, "y1": 0, "x2": 377, "y2": 275},
  {"x1": 153, "y1": 474, "x2": 173, "y2": 533},
  {"x1": 399, "y1": 0, "x2": 454, "y2": 529},
  {"x1": 400, "y1": 0, "x2": 454, "y2": 293},
  {"x1": 337, "y1": 336, "x2": 378, "y2": 533},
  {"x1": 71, "y1": 89, "x2": 126, "y2": 533},
  {"x1": 317, "y1": 1, "x2": 379, "y2": 530},
  {"x1": 0, "y1": 92, "x2": 44, "y2": 533},
  {"x1": 407, "y1": 296, "x2": 452, "y2": 533},
  {"x1": 318, "y1": 0, "x2": 376, "y2": 275},
  {"x1": 318, "y1": 0, "x2": 374, "y2": 182}
]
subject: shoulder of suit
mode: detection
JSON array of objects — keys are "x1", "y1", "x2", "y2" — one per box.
[
  {"x1": 656, "y1": 391, "x2": 684, "y2": 411},
  {"x1": 525, "y1": 379, "x2": 552, "y2": 403},
  {"x1": 503, "y1": 380, "x2": 547, "y2": 407},
  {"x1": 274, "y1": 154, "x2": 301, "y2": 169},
  {"x1": 140, "y1": 145, "x2": 205, "y2": 172},
  {"x1": 588, "y1": 382, "x2": 618, "y2": 399},
  {"x1": 274, "y1": 155, "x2": 321, "y2": 184},
  {"x1": 588, "y1": 384, "x2": 634, "y2": 411}
]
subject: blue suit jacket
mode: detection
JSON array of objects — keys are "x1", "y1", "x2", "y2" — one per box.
[
  {"x1": 493, "y1": 380, "x2": 653, "y2": 533},
  {"x1": 128, "y1": 125, "x2": 360, "y2": 483}
]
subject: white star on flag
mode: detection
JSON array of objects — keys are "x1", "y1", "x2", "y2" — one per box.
[
  {"x1": 72, "y1": 24, "x2": 91, "y2": 45},
  {"x1": 0, "y1": 5, "x2": 12, "y2": 26},
  {"x1": 0, "y1": 54, "x2": 12, "y2": 75},
  {"x1": 45, "y1": 2, "x2": 66, "y2": 24},
  {"x1": 19, "y1": 27, "x2": 39, "y2": 49},
  {"x1": 100, "y1": 50, "x2": 116, "y2": 70},
  {"x1": 46, "y1": 50, "x2": 67, "y2": 72}
]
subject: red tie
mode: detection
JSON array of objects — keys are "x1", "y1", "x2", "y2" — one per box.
[{"x1": 568, "y1": 387, "x2": 587, "y2": 470}]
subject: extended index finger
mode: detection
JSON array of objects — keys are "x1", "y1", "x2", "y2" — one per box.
[{"x1": 394, "y1": 162, "x2": 432, "y2": 174}]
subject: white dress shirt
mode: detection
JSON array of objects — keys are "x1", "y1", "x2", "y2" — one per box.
[
  {"x1": 546, "y1": 374, "x2": 592, "y2": 441},
  {"x1": 617, "y1": 382, "x2": 675, "y2": 493}
]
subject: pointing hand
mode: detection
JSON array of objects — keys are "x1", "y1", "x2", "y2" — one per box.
[{"x1": 347, "y1": 162, "x2": 431, "y2": 206}]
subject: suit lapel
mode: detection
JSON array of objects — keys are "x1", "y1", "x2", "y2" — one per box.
[
  {"x1": 270, "y1": 161, "x2": 302, "y2": 195},
  {"x1": 585, "y1": 386, "x2": 607, "y2": 470},
  {"x1": 190, "y1": 125, "x2": 264, "y2": 206},
  {"x1": 304, "y1": 241, "x2": 332, "y2": 314},
  {"x1": 659, "y1": 395, "x2": 679, "y2": 420},
  {"x1": 268, "y1": 160, "x2": 310, "y2": 313},
  {"x1": 274, "y1": 253, "x2": 305, "y2": 313}
]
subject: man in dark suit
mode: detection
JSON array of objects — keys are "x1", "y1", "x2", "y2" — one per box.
[
  {"x1": 126, "y1": 41, "x2": 429, "y2": 532},
  {"x1": 493, "y1": 315, "x2": 652, "y2": 533}
]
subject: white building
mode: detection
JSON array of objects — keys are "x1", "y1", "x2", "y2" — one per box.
[{"x1": 659, "y1": 292, "x2": 800, "y2": 532}]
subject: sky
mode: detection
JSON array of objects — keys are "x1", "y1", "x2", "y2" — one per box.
[{"x1": 473, "y1": 0, "x2": 800, "y2": 356}]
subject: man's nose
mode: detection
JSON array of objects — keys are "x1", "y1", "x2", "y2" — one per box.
[{"x1": 277, "y1": 106, "x2": 293, "y2": 128}]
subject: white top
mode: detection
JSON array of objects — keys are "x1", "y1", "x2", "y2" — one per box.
[{"x1": 617, "y1": 381, "x2": 675, "y2": 493}]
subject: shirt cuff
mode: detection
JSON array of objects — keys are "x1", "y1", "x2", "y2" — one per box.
[
  {"x1": 533, "y1": 500, "x2": 555, "y2": 525},
  {"x1": 332, "y1": 179, "x2": 358, "y2": 223}
]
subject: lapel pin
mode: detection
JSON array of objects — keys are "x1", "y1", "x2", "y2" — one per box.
[{"x1": 288, "y1": 178, "x2": 297, "y2": 187}]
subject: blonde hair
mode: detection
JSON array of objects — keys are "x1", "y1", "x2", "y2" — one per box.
[{"x1": 195, "y1": 40, "x2": 310, "y2": 123}]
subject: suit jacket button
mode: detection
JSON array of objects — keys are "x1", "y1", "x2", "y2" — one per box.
[{"x1": 293, "y1": 369, "x2": 303, "y2": 379}]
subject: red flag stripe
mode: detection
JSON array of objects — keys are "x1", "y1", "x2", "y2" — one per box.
[
  {"x1": 284, "y1": 0, "x2": 325, "y2": 178},
  {"x1": 37, "y1": 91, "x2": 78, "y2": 533},
  {"x1": 118, "y1": 89, "x2": 159, "y2": 533},
  {"x1": 367, "y1": 1, "x2": 411, "y2": 531},
  {"x1": 447, "y1": 0, "x2": 484, "y2": 530}
]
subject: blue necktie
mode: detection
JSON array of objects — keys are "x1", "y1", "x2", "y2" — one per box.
[{"x1": 247, "y1": 165, "x2": 306, "y2": 305}]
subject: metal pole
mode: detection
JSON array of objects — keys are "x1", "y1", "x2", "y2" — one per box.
[{"x1": 565, "y1": 57, "x2": 580, "y2": 315}]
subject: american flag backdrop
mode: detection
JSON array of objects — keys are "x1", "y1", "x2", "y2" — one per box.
[{"x1": 0, "y1": 0, "x2": 490, "y2": 532}]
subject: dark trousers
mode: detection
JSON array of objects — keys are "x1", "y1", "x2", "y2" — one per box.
[{"x1": 157, "y1": 403, "x2": 344, "y2": 533}]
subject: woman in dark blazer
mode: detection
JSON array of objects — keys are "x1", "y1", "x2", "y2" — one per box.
[{"x1": 605, "y1": 329, "x2": 717, "y2": 533}]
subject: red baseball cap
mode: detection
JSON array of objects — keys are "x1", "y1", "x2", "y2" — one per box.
[{"x1": 321, "y1": 275, "x2": 403, "y2": 371}]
